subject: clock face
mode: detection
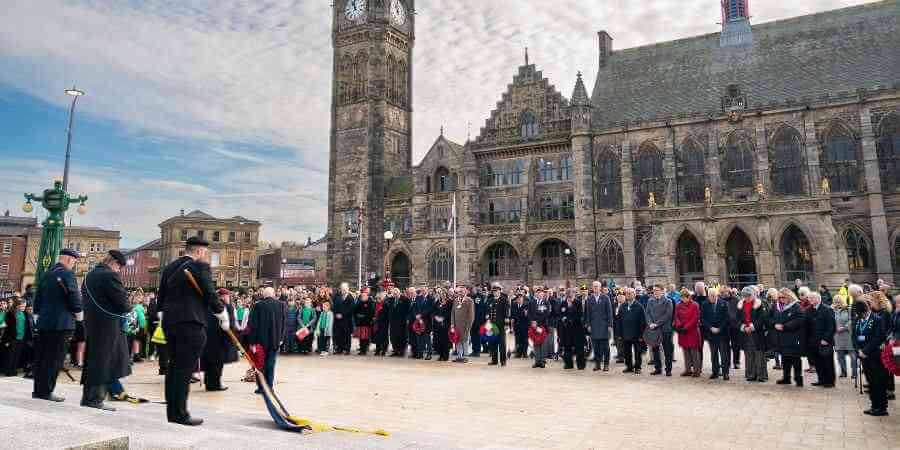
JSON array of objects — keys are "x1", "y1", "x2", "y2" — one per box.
[
  {"x1": 390, "y1": 0, "x2": 406, "y2": 26},
  {"x1": 345, "y1": 0, "x2": 366, "y2": 22}
]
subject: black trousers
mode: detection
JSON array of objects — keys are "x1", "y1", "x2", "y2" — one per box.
[
  {"x1": 433, "y1": 328, "x2": 450, "y2": 360},
  {"x1": 781, "y1": 355, "x2": 803, "y2": 382},
  {"x1": 203, "y1": 358, "x2": 224, "y2": 390},
  {"x1": 81, "y1": 383, "x2": 106, "y2": 406},
  {"x1": 622, "y1": 339, "x2": 642, "y2": 370},
  {"x1": 863, "y1": 357, "x2": 890, "y2": 411},
  {"x1": 157, "y1": 344, "x2": 169, "y2": 375},
  {"x1": 333, "y1": 322, "x2": 352, "y2": 353},
  {"x1": 489, "y1": 336, "x2": 507, "y2": 364},
  {"x1": 814, "y1": 347, "x2": 836, "y2": 386},
  {"x1": 164, "y1": 322, "x2": 206, "y2": 422},
  {"x1": 708, "y1": 339, "x2": 731, "y2": 376},
  {"x1": 651, "y1": 332, "x2": 674, "y2": 372},
  {"x1": 728, "y1": 327, "x2": 742, "y2": 365},
  {"x1": 33, "y1": 330, "x2": 67, "y2": 397},
  {"x1": 389, "y1": 325, "x2": 407, "y2": 355},
  {"x1": 4, "y1": 340, "x2": 23, "y2": 376},
  {"x1": 561, "y1": 329, "x2": 586, "y2": 369}
]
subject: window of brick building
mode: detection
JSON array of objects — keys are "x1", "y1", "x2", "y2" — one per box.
[
  {"x1": 770, "y1": 127, "x2": 806, "y2": 196},
  {"x1": 821, "y1": 125, "x2": 861, "y2": 193},
  {"x1": 2, "y1": 241, "x2": 11, "y2": 256},
  {"x1": 594, "y1": 150, "x2": 622, "y2": 209},
  {"x1": 228, "y1": 231, "x2": 236, "y2": 242},
  {"x1": 877, "y1": 114, "x2": 900, "y2": 192},
  {"x1": 180, "y1": 229, "x2": 188, "y2": 241},
  {"x1": 722, "y1": 133, "x2": 754, "y2": 190},
  {"x1": 0, "y1": 263, "x2": 8, "y2": 276},
  {"x1": 677, "y1": 139, "x2": 706, "y2": 204},
  {"x1": 213, "y1": 231, "x2": 220, "y2": 242},
  {"x1": 633, "y1": 144, "x2": 666, "y2": 207}
]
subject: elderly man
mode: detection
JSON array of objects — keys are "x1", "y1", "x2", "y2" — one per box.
[
  {"x1": 249, "y1": 287, "x2": 286, "y2": 391},
  {"x1": 585, "y1": 281, "x2": 613, "y2": 372},
  {"x1": 80, "y1": 250, "x2": 132, "y2": 411},
  {"x1": 619, "y1": 288, "x2": 646, "y2": 374},
  {"x1": 808, "y1": 292, "x2": 836, "y2": 388},
  {"x1": 332, "y1": 283, "x2": 354, "y2": 355},
  {"x1": 388, "y1": 288, "x2": 410, "y2": 357},
  {"x1": 701, "y1": 287, "x2": 731, "y2": 380},
  {"x1": 451, "y1": 287, "x2": 474, "y2": 363},
  {"x1": 33, "y1": 248, "x2": 83, "y2": 403},
  {"x1": 486, "y1": 283, "x2": 509, "y2": 367},
  {"x1": 645, "y1": 285, "x2": 674, "y2": 376}
]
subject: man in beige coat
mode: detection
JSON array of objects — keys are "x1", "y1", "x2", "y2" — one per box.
[{"x1": 451, "y1": 287, "x2": 475, "y2": 363}]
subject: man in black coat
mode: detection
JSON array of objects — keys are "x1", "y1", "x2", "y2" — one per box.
[
  {"x1": 528, "y1": 288, "x2": 553, "y2": 368},
  {"x1": 388, "y1": 288, "x2": 410, "y2": 357},
  {"x1": 619, "y1": 288, "x2": 647, "y2": 374},
  {"x1": 409, "y1": 288, "x2": 434, "y2": 359},
  {"x1": 249, "y1": 287, "x2": 285, "y2": 392},
  {"x1": 80, "y1": 250, "x2": 132, "y2": 411},
  {"x1": 157, "y1": 237, "x2": 227, "y2": 426},
  {"x1": 774, "y1": 295, "x2": 807, "y2": 387},
  {"x1": 470, "y1": 287, "x2": 486, "y2": 357},
  {"x1": 331, "y1": 284, "x2": 354, "y2": 355},
  {"x1": 809, "y1": 292, "x2": 836, "y2": 388},
  {"x1": 33, "y1": 248, "x2": 83, "y2": 402},
  {"x1": 559, "y1": 290, "x2": 586, "y2": 370},
  {"x1": 202, "y1": 288, "x2": 236, "y2": 392},
  {"x1": 485, "y1": 283, "x2": 509, "y2": 366}
]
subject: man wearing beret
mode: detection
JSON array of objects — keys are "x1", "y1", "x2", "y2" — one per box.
[
  {"x1": 157, "y1": 236, "x2": 228, "y2": 426},
  {"x1": 33, "y1": 248, "x2": 83, "y2": 402},
  {"x1": 80, "y1": 250, "x2": 132, "y2": 411}
]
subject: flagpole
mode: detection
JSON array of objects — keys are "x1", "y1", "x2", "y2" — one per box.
[
  {"x1": 358, "y1": 204, "x2": 364, "y2": 291},
  {"x1": 452, "y1": 193, "x2": 457, "y2": 289}
]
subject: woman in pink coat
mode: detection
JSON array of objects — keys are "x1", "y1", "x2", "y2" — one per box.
[{"x1": 674, "y1": 290, "x2": 702, "y2": 377}]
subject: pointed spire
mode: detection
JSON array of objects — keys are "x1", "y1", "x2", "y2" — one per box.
[
  {"x1": 440, "y1": 125, "x2": 444, "y2": 137},
  {"x1": 525, "y1": 47, "x2": 529, "y2": 66},
  {"x1": 571, "y1": 71, "x2": 590, "y2": 106}
]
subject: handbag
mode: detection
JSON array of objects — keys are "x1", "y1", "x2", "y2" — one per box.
[{"x1": 151, "y1": 322, "x2": 166, "y2": 345}]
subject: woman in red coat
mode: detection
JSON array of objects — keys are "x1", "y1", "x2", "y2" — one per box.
[{"x1": 674, "y1": 291, "x2": 702, "y2": 377}]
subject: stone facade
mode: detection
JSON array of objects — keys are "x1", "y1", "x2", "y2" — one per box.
[
  {"x1": 257, "y1": 238, "x2": 327, "y2": 288},
  {"x1": 158, "y1": 210, "x2": 261, "y2": 288},
  {"x1": 23, "y1": 225, "x2": 121, "y2": 287},
  {"x1": 327, "y1": 0, "x2": 900, "y2": 290}
]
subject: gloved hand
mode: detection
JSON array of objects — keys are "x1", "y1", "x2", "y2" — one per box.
[
  {"x1": 74, "y1": 312, "x2": 84, "y2": 322},
  {"x1": 215, "y1": 310, "x2": 229, "y2": 332},
  {"x1": 158, "y1": 312, "x2": 163, "y2": 321}
]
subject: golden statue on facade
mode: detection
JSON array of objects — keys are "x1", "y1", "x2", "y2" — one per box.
[
  {"x1": 704, "y1": 186, "x2": 712, "y2": 206},
  {"x1": 648, "y1": 192, "x2": 657, "y2": 208},
  {"x1": 821, "y1": 177, "x2": 831, "y2": 195},
  {"x1": 756, "y1": 182, "x2": 766, "y2": 198}
]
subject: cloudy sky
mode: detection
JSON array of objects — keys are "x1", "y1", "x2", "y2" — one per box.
[{"x1": 0, "y1": 0, "x2": 873, "y2": 248}]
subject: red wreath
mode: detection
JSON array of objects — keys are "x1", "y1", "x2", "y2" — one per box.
[
  {"x1": 412, "y1": 318, "x2": 426, "y2": 336},
  {"x1": 249, "y1": 344, "x2": 265, "y2": 370},
  {"x1": 881, "y1": 339, "x2": 900, "y2": 376},
  {"x1": 528, "y1": 326, "x2": 548, "y2": 346},
  {"x1": 448, "y1": 326, "x2": 460, "y2": 344}
]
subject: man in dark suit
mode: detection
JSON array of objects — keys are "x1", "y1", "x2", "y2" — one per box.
[
  {"x1": 529, "y1": 288, "x2": 553, "y2": 368},
  {"x1": 585, "y1": 281, "x2": 614, "y2": 372},
  {"x1": 202, "y1": 288, "x2": 235, "y2": 392},
  {"x1": 809, "y1": 292, "x2": 836, "y2": 388},
  {"x1": 388, "y1": 288, "x2": 410, "y2": 357},
  {"x1": 619, "y1": 287, "x2": 647, "y2": 374},
  {"x1": 331, "y1": 283, "x2": 354, "y2": 355},
  {"x1": 33, "y1": 248, "x2": 83, "y2": 402},
  {"x1": 485, "y1": 283, "x2": 509, "y2": 367},
  {"x1": 157, "y1": 237, "x2": 227, "y2": 426},
  {"x1": 80, "y1": 250, "x2": 132, "y2": 411},
  {"x1": 409, "y1": 287, "x2": 434, "y2": 359},
  {"x1": 248, "y1": 287, "x2": 285, "y2": 391},
  {"x1": 470, "y1": 287, "x2": 486, "y2": 357}
]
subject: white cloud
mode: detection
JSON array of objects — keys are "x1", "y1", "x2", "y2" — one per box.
[{"x1": 0, "y1": 0, "x2": 875, "y2": 246}]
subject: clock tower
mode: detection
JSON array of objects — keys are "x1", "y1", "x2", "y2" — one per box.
[{"x1": 327, "y1": 0, "x2": 415, "y2": 286}]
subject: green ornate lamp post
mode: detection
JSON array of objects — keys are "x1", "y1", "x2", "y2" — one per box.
[
  {"x1": 23, "y1": 86, "x2": 89, "y2": 290},
  {"x1": 23, "y1": 178, "x2": 88, "y2": 289}
]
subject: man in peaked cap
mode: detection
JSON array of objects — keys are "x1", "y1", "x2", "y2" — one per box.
[
  {"x1": 33, "y1": 248, "x2": 83, "y2": 402},
  {"x1": 157, "y1": 236, "x2": 227, "y2": 426}
]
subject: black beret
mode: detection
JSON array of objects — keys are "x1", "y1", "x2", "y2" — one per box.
[
  {"x1": 107, "y1": 250, "x2": 127, "y2": 266},
  {"x1": 186, "y1": 236, "x2": 210, "y2": 247},
  {"x1": 60, "y1": 249, "x2": 80, "y2": 259}
]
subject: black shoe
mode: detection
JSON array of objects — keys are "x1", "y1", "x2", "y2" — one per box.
[
  {"x1": 81, "y1": 402, "x2": 115, "y2": 412},
  {"x1": 190, "y1": 377, "x2": 200, "y2": 384},
  {"x1": 863, "y1": 409, "x2": 889, "y2": 417},
  {"x1": 888, "y1": 393, "x2": 896, "y2": 401},
  {"x1": 501, "y1": 361, "x2": 506, "y2": 367},
  {"x1": 593, "y1": 366, "x2": 602, "y2": 372},
  {"x1": 796, "y1": 379, "x2": 804, "y2": 387},
  {"x1": 723, "y1": 374, "x2": 730, "y2": 381},
  {"x1": 206, "y1": 387, "x2": 229, "y2": 392},
  {"x1": 733, "y1": 364, "x2": 740, "y2": 370},
  {"x1": 171, "y1": 417, "x2": 204, "y2": 426},
  {"x1": 603, "y1": 364, "x2": 610, "y2": 372},
  {"x1": 812, "y1": 382, "x2": 823, "y2": 387},
  {"x1": 650, "y1": 369, "x2": 662, "y2": 376},
  {"x1": 776, "y1": 379, "x2": 791, "y2": 385},
  {"x1": 33, "y1": 393, "x2": 65, "y2": 402},
  {"x1": 489, "y1": 361, "x2": 498, "y2": 366},
  {"x1": 623, "y1": 368, "x2": 634, "y2": 373},
  {"x1": 634, "y1": 368, "x2": 642, "y2": 375},
  {"x1": 821, "y1": 384, "x2": 835, "y2": 388},
  {"x1": 564, "y1": 365, "x2": 574, "y2": 370},
  {"x1": 709, "y1": 374, "x2": 720, "y2": 380},
  {"x1": 532, "y1": 363, "x2": 541, "y2": 368}
]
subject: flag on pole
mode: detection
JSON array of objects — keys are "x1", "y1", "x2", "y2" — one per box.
[{"x1": 448, "y1": 196, "x2": 456, "y2": 232}]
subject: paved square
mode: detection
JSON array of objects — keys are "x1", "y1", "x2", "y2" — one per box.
[{"x1": 107, "y1": 345, "x2": 899, "y2": 450}]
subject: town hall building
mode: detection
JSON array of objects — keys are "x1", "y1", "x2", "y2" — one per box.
[{"x1": 326, "y1": 0, "x2": 900, "y2": 290}]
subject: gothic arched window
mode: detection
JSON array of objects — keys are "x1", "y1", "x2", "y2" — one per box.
[
  {"x1": 339, "y1": 55, "x2": 353, "y2": 105},
  {"x1": 387, "y1": 55, "x2": 397, "y2": 104},
  {"x1": 538, "y1": 240, "x2": 574, "y2": 278},
  {"x1": 434, "y1": 166, "x2": 451, "y2": 192},
  {"x1": 633, "y1": 144, "x2": 664, "y2": 207},
  {"x1": 599, "y1": 240, "x2": 625, "y2": 275},
  {"x1": 821, "y1": 125, "x2": 860, "y2": 193},
  {"x1": 485, "y1": 242, "x2": 520, "y2": 279},
  {"x1": 722, "y1": 133, "x2": 754, "y2": 189},
  {"x1": 398, "y1": 60, "x2": 408, "y2": 107},
  {"x1": 771, "y1": 126, "x2": 806, "y2": 196},
  {"x1": 677, "y1": 139, "x2": 705, "y2": 204},
  {"x1": 354, "y1": 51, "x2": 368, "y2": 102},
  {"x1": 595, "y1": 150, "x2": 622, "y2": 209},
  {"x1": 845, "y1": 228, "x2": 871, "y2": 271},
  {"x1": 521, "y1": 111, "x2": 540, "y2": 139},
  {"x1": 782, "y1": 225, "x2": 814, "y2": 283},
  {"x1": 428, "y1": 246, "x2": 452, "y2": 284},
  {"x1": 877, "y1": 115, "x2": 900, "y2": 193}
]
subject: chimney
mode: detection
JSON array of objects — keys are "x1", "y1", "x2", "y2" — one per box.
[
  {"x1": 598, "y1": 31, "x2": 613, "y2": 68},
  {"x1": 180, "y1": 209, "x2": 185, "y2": 216}
]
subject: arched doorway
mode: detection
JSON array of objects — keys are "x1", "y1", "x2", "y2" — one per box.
[
  {"x1": 390, "y1": 253, "x2": 411, "y2": 290},
  {"x1": 535, "y1": 239, "x2": 575, "y2": 279},
  {"x1": 725, "y1": 228, "x2": 757, "y2": 289},
  {"x1": 483, "y1": 242, "x2": 520, "y2": 281},
  {"x1": 676, "y1": 231, "x2": 704, "y2": 288},
  {"x1": 781, "y1": 225, "x2": 814, "y2": 285}
]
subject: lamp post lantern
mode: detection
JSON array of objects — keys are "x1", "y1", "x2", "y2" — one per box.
[
  {"x1": 24, "y1": 177, "x2": 88, "y2": 290},
  {"x1": 62, "y1": 86, "x2": 85, "y2": 192}
]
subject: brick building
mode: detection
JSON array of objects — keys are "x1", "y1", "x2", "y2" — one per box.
[
  {"x1": 0, "y1": 213, "x2": 37, "y2": 294},
  {"x1": 257, "y1": 237, "x2": 327, "y2": 288},
  {"x1": 121, "y1": 238, "x2": 162, "y2": 290},
  {"x1": 158, "y1": 210, "x2": 261, "y2": 288},
  {"x1": 327, "y1": 0, "x2": 900, "y2": 289}
]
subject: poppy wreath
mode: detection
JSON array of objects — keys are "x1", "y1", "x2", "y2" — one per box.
[
  {"x1": 528, "y1": 326, "x2": 548, "y2": 346},
  {"x1": 250, "y1": 344, "x2": 266, "y2": 370},
  {"x1": 881, "y1": 339, "x2": 900, "y2": 376},
  {"x1": 480, "y1": 322, "x2": 500, "y2": 344},
  {"x1": 448, "y1": 326, "x2": 461, "y2": 344},
  {"x1": 412, "y1": 318, "x2": 426, "y2": 336}
]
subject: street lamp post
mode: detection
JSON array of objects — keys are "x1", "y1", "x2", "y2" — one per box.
[
  {"x1": 24, "y1": 177, "x2": 88, "y2": 291},
  {"x1": 383, "y1": 230, "x2": 393, "y2": 285},
  {"x1": 62, "y1": 86, "x2": 85, "y2": 192},
  {"x1": 564, "y1": 247, "x2": 573, "y2": 289}
]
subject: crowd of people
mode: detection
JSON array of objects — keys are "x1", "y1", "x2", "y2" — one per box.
[{"x1": 7, "y1": 237, "x2": 898, "y2": 425}]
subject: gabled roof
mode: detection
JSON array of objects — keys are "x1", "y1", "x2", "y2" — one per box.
[
  {"x1": 414, "y1": 134, "x2": 463, "y2": 168},
  {"x1": 184, "y1": 210, "x2": 216, "y2": 219},
  {"x1": 473, "y1": 62, "x2": 571, "y2": 149},
  {"x1": 590, "y1": 0, "x2": 900, "y2": 128},
  {"x1": 128, "y1": 238, "x2": 162, "y2": 254}
]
